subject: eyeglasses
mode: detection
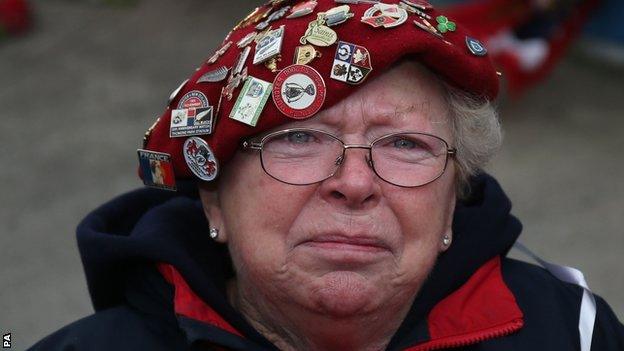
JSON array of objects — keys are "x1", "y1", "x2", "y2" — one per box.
[{"x1": 242, "y1": 128, "x2": 456, "y2": 188}]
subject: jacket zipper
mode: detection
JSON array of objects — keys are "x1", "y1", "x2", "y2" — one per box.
[{"x1": 405, "y1": 318, "x2": 524, "y2": 351}]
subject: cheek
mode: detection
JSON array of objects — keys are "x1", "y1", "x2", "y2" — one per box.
[
  {"x1": 384, "y1": 173, "x2": 455, "y2": 276},
  {"x1": 219, "y1": 155, "x2": 317, "y2": 275}
]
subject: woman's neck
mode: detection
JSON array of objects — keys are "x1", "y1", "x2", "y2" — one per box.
[{"x1": 228, "y1": 278, "x2": 409, "y2": 351}]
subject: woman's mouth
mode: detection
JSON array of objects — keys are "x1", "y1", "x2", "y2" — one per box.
[{"x1": 299, "y1": 234, "x2": 392, "y2": 263}]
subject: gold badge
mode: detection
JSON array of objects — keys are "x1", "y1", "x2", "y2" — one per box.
[
  {"x1": 293, "y1": 45, "x2": 322, "y2": 65},
  {"x1": 233, "y1": 6, "x2": 271, "y2": 31},
  {"x1": 300, "y1": 14, "x2": 338, "y2": 47}
]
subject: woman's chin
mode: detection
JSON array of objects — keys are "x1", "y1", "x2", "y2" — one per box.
[{"x1": 308, "y1": 271, "x2": 381, "y2": 318}]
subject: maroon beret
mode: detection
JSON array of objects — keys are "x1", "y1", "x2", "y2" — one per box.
[{"x1": 138, "y1": 0, "x2": 498, "y2": 190}]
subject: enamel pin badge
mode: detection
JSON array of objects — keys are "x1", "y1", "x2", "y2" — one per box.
[
  {"x1": 401, "y1": 0, "x2": 433, "y2": 10},
  {"x1": 170, "y1": 107, "x2": 214, "y2": 137},
  {"x1": 230, "y1": 76, "x2": 273, "y2": 127},
  {"x1": 168, "y1": 79, "x2": 189, "y2": 105},
  {"x1": 361, "y1": 3, "x2": 408, "y2": 28},
  {"x1": 466, "y1": 36, "x2": 487, "y2": 56},
  {"x1": 137, "y1": 149, "x2": 176, "y2": 191},
  {"x1": 256, "y1": 5, "x2": 291, "y2": 30},
  {"x1": 253, "y1": 25, "x2": 285, "y2": 65},
  {"x1": 320, "y1": 5, "x2": 354, "y2": 27},
  {"x1": 184, "y1": 137, "x2": 219, "y2": 182},
  {"x1": 300, "y1": 14, "x2": 338, "y2": 47},
  {"x1": 223, "y1": 46, "x2": 251, "y2": 100},
  {"x1": 196, "y1": 66, "x2": 229, "y2": 83},
  {"x1": 237, "y1": 32, "x2": 258, "y2": 48},
  {"x1": 330, "y1": 41, "x2": 372, "y2": 85},
  {"x1": 178, "y1": 90, "x2": 209, "y2": 110},
  {"x1": 398, "y1": 2, "x2": 431, "y2": 19},
  {"x1": 272, "y1": 64, "x2": 326, "y2": 120},
  {"x1": 170, "y1": 90, "x2": 214, "y2": 137},
  {"x1": 287, "y1": 0, "x2": 317, "y2": 19},
  {"x1": 294, "y1": 45, "x2": 322, "y2": 65},
  {"x1": 207, "y1": 41, "x2": 233, "y2": 64}
]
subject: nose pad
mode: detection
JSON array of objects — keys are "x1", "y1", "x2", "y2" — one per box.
[
  {"x1": 366, "y1": 156, "x2": 374, "y2": 169},
  {"x1": 334, "y1": 152, "x2": 374, "y2": 169},
  {"x1": 335, "y1": 154, "x2": 344, "y2": 166}
]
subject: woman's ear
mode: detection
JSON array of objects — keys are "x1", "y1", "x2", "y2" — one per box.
[{"x1": 198, "y1": 183, "x2": 229, "y2": 243}]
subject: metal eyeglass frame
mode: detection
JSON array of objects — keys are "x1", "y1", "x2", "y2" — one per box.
[{"x1": 242, "y1": 128, "x2": 457, "y2": 188}]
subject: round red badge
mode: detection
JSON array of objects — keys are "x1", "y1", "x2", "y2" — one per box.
[{"x1": 272, "y1": 64, "x2": 326, "y2": 120}]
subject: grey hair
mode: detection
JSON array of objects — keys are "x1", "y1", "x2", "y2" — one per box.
[{"x1": 442, "y1": 83, "x2": 503, "y2": 199}]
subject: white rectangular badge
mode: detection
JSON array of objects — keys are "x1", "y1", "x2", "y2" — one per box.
[
  {"x1": 169, "y1": 107, "x2": 214, "y2": 137},
  {"x1": 253, "y1": 25, "x2": 285, "y2": 65},
  {"x1": 229, "y1": 76, "x2": 272, "y2": 127}
]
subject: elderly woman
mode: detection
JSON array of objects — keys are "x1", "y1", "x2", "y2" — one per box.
[{"x1": 31, "y1": 0, "x2": 623, "y2": 350}]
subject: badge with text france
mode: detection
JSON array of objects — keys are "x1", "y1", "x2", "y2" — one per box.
[
  {"x1": 273, "y1": 64, "x2": 326, "y2": 120},
  {"x1": 230, "y1": 76, "x2": 273, "y2": 127},
  {"x1": 330, "y1": 41, "x2": 372, "y2": 85},
  {"x1": 184, "y1": 137, "x2": 219, "y2": 182},
  {"x1": 170, "y1": 90, "x2": 214, "y2": 137},
  {"x1": 137, "y1": 149, "x2": 176, "y2": 191}
]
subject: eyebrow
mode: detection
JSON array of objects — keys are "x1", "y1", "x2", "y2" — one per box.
[
  {"x1": 253, "y1": 101, "x2": 446, "y2": 140},
  {"x1": 364, "y1": 101, "x2": 439, "y2": 127}
]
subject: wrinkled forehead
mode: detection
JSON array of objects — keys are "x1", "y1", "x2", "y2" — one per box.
[{"x1": 273, "y1": 61, "x2": 452, "y2": 139}]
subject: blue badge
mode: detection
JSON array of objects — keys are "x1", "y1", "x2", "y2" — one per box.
[{"x1": 466, "y1": 36, "x2": 487, "y2": 56}]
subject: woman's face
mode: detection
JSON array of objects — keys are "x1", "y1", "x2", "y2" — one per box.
[{"x1": 202, "y1": 61, "x2": 456, "y2": 319}]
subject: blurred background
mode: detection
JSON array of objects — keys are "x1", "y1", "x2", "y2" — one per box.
[{"x1": 1, "y1": 0, "x2": 622, "y2": 349}]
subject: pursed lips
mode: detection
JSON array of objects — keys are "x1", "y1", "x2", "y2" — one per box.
[{"x1": 299, "y1": 233, "x2": 392, "y2": 254}]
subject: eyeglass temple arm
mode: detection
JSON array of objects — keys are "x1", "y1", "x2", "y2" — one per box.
[{"x1": 242, "y1": 140, "x2": 263, "y2": 150}]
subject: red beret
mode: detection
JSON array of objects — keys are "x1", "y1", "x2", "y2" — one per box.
[{"x1": 138, "y1": 0, "x2": 498, "y2": 190}]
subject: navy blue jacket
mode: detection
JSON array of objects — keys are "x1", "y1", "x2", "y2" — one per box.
[{"x1": 29, "y1": 174, "x2": 624, "y2": 350}]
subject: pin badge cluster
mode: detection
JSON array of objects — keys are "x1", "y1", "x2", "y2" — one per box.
[
  {"x1": 144, "y1": 0, "x2": 492, "y2": 186},
  {"x1": 137, "y1": 149, "x2": 176, "y2": 191}
]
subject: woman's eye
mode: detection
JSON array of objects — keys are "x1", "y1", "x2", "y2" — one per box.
[
  {"x1": 287, "y1": 131, "x2": 313, "y2": 144},
  {"x1": 393, "y1": 138, "x2": 416, "y2": 149}
]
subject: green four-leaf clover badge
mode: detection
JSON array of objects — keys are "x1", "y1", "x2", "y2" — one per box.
[{"x1": 436, "y1": 16, "x2": 456, "y2": 34}]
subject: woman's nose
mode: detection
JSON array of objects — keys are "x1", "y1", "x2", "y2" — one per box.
[{"x1": 319, "y1": 149, "x2": 381, "y2": 210}]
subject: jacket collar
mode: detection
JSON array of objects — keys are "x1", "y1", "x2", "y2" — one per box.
[{"x1": 157, "y1": 256, "x2": 523, "y2": 350}]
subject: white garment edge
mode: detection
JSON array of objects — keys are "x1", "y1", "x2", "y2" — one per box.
[{"x1": 513, "y1": 242, "x2": 597, "y2": 351}]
